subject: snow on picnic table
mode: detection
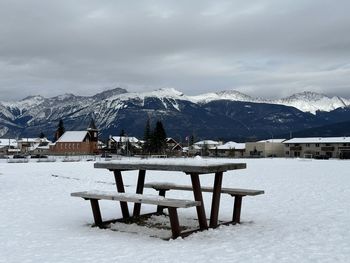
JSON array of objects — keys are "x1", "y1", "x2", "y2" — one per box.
[{"x1": 0, "y1": 158, "x2": 350, "y2": 262}]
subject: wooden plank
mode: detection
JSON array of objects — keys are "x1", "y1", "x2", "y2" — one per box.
[
  {"x1": 94, "y1": 161, "x2": 246, "y2": 174},
  {"x1": 144, "y1": 183, "x2": 265, "y2": 196},
  {"x1": 71, "y1": 191, "x2": 200, "y2": 208}
]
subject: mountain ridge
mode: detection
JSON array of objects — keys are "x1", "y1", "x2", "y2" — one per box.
[{"x1": 1, "y1": 88, "x2": 349, "y2": 140}]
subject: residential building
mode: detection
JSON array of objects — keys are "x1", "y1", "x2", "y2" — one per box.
[
  {"x1": 209, "y1": 141, "x2": 245, "y2": 158},
  {"x1": 17, "y1": 137, "x2": 51, "y2": 154},
  {"x1": 165, "y1": 137, "x2": 183, "y2": 156},
  {"x1": 193, "y1": 140, "x2": 223, "y2": 156},
  {"x1": 245, "y1": 139, "x2": 286, "y2": 158},
  {"x1": 283, "y1": 137, "x2": 350, "y2": 159},
  {"x1": 0, "y1": 139, "x2": 20, "y2": 155},
  {"x1": 107, "y1": 136, "x2": 142, "y2": 155}
]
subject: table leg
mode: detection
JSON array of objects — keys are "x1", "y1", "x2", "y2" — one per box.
[
  {"x1": 210, "y1": 172, "x2": 223, "y2": 228},
  {"x1": 133, "y1": 169, "x2": 146, "y2": 217},
  {"x1": 168, "y1": 207, "x2": 181, "y2": 239},
  {"x1": 113, "y1": 170, "x2": 130, "y2": 219},
  {"x1": 232, "y1": 196, "x2": 243, "y2": 224},
  {"x1": 190, "y1": 173, "x2": 208, "y2": 230},
  {"x1": 90, "y1": 199, "x2": 103, "y2": 227}
]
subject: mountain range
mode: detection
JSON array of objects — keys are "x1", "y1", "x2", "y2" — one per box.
[{"x1": 1, "y1": 88, "x2": 350, "y2": 141}]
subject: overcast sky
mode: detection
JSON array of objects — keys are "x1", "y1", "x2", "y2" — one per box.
[{"x1": 1, "y1": 0, "x2": 350, "y2": 100}]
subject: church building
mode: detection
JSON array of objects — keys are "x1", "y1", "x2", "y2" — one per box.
[{"x1": 50, "y1": 120, "x2": 99, "y2": 155}]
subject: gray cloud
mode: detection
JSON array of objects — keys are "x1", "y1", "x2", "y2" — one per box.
[{"x1": 0, "y1": 0, "x2": 350, "y2": 100}]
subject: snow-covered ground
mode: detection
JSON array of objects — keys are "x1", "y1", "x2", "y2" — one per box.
[{"x1": 1, "y1": 158, "x2": 350, "y2": 262}]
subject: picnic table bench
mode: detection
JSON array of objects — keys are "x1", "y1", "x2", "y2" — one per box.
[
  {"x1": 71, "y1": 190, "x2": 200, "y2": 238},
  {"x1": 144, "y1": 183, "x2": 264, "y2": 224},
  {"x1": 71, "y1": 158, "x2": 263, "y2": 239}
]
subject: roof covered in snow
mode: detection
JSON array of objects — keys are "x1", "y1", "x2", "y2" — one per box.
[
  {"x1": 57, "y1": 131, "x2": 88, "y2": 142},
  {"x1": 0, "y1": 139, "x2": 17, "y2": 147},
  {"x1": 258, "y1": 139, "x2": 286, "y2": 143},
  {"x1": 194, "y1": 140, "x2": 221, "y2": 146},
  {"x1": 111, "y1": 136, "x2": 140, "y2": 143},
  {"x1": 284, "y1": 137, "x2": 350, "y2": 144},
  {"x1": 216, "y1": 141, "x2": 245, "y2": 150}
]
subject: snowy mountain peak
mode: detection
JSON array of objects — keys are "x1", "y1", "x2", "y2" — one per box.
[
  {"x1": 20, "y1": 95, "x2": 45, "y2": 102},
  {"x1": 277, "y1": 91, "x2": 348, "y2": 114},
  {"x1": 54, "y1": 93, "x2": 77, "y2": 100},
  {"x1": 281, "y1": 91, "x2": 329, "y2": 102},
  {"x1": 148, "y1": 88, "x2": 184, "y2": 98},
  {"x1": 92, "y1": 88, "x2": 128, "y2": 100},
  {"x1": 190, "y1": 89, "x2": 255, "y2": 103},
  {"x1": 216, "y1": 90, "x2": 254, "y2": 101}
]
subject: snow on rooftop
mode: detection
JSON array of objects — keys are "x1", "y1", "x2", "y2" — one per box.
[
  {"x1": 0, "y1": 139, "x2": 17, "y2": 147},
  {"x1": 258, "y1": 139, "x2": 286, "y2": 143},
  {"x1": 194, "y1": 140, "x2": 221, "y2": 146},
  {"x1": 57, "y1": 131, "x2": 88, "y2": 142},
  {"x1": 216, "y1": 141, "x2": 245, "y2": 150},
  {"x1": 284, "y1": 137, "x2": 350, "y2": 144},
  {"x1": 111, "y1": 136, "x2": 140, "y2": 143}
]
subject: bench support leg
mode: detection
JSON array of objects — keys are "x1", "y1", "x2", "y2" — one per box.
[
  {"x1": 133, "y1": 169, "x2": 146, "y2": 217},
  {"x1": 232, "y1": 196, "x2": 243, "y2": 224},
  {"x1": 156, "y1": 189, "x2": 168, "y2": 214},
  {"x1": 168, "y1": 207, "x2": 181, "y2": 239},
  {"x1": 114, "y1": 170, "x2": 130, "y2": 219},
  {"x1": 90, "y1": 199, "x2": 103, "y2": 227},
  {"x1": 190, "y1": 173, "x2": 208, "y2": 230},
  {"x1": 210, "y1": 172, "x2": 223, "y2": 228}
]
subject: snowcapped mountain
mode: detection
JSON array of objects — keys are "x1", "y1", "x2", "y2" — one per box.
[
  {"x1": 275, "y1": 91, "x2": 350, "y2": 114},
  {"x1": 189, "y1": 90, "x2": 256, "y2": 103},
  {"x1": 0, "y1": 87, "x2": 349, "y2": 139},
  {"x1": 189, "y1": 90, "x2": 349, "y2": 114}
]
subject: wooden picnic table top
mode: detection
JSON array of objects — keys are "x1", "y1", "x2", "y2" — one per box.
[{"x1": 94, "y1": 158, "x2": 246, "y2": 174}]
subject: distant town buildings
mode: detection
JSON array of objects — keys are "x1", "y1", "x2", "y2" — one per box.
[
  {"x1": 1, "y1": 130, "x2": 350, "y2": 159},
  {"x1": 283, "y1": 137, "x2": 350, "y2": 159}
]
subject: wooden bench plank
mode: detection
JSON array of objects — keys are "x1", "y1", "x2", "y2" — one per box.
[
  {"x1": 145, "y1": 182, "x2": 264, "y2": 225},
  {"x1": 71, "y1": 190, "x2": 200, "y2": 208},
  {"x1": 144, "y1": 183, "x2": 265, "y2": 196}
]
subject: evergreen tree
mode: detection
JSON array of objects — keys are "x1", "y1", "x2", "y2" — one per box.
[
  {"x1": 142, "y1": 118, "x2": 151, "y2": 154},
  {"x1": 152, "y1": 120, "x2": 167, "y2": 154},
  {"x1": 54, "y1": 119, "x2": 65, "y2": 142},
  {"x1": 39, "y1": 132, "x2": 45, "y2": 138}
]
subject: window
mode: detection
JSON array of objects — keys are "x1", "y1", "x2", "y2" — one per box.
[
  {"x1": 286, "y1": 151, "x2": 289, "y2": 155},
  {"x1": 316, "y1": 144, "x2": 320, "y2": 147},
  {"x1": 316, "y1": 152, "x2": 320, "y2": 155},
  {"x1": 306, "y1": 144, "x2": 310, "y2": 147},
  {"x1": 325, "y1": 143, "x2": 331, "y2": 146}
]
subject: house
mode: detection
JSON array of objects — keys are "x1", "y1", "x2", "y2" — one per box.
[
  {"x1": 209, "y1": 141, "x2": 245, "y2": 158},
  {"x1": 245, "y1": 139, "x2": 286, "y2": 158},
  {"x1": 182, "y1": 145, "x2": 202, "y2": 156},
  {"x1": 0, "y1": 139, "x2": 20, "y2": 155},
  {"x1": 17, "y1": 137, "x2": 51, "y2": 154},
  {"x1": 50, "y1": 121, "x2": 98, "y2": 155},
  {"x1": 165, "y1": 138, "x2": 183, "y2": 156},
  {"x1": 107, "y1": 136, "x2": 142, "y2": 155},
  {"x1": 283, "y1": 137, "x2": 350, "y2": 159},
  {"x1": 193, "y1": 140, "x2": 223, "y2": 156}
]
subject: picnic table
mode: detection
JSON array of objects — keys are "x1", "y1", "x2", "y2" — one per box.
[{"x1": 71, "y1": 158, "x2": 264, "y2": 239}]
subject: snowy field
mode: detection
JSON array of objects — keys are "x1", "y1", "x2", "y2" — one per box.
[{"x1": 1, "y1": 158, "x2": 350, "y2": 263}]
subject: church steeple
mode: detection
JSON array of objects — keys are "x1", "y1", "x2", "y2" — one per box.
[
  {"x1": 88, "y1": 118, "x2": 97, "y2": 131},
  {"x1": 87, "y1": 118, "x2": 98, "y2": 142}
]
